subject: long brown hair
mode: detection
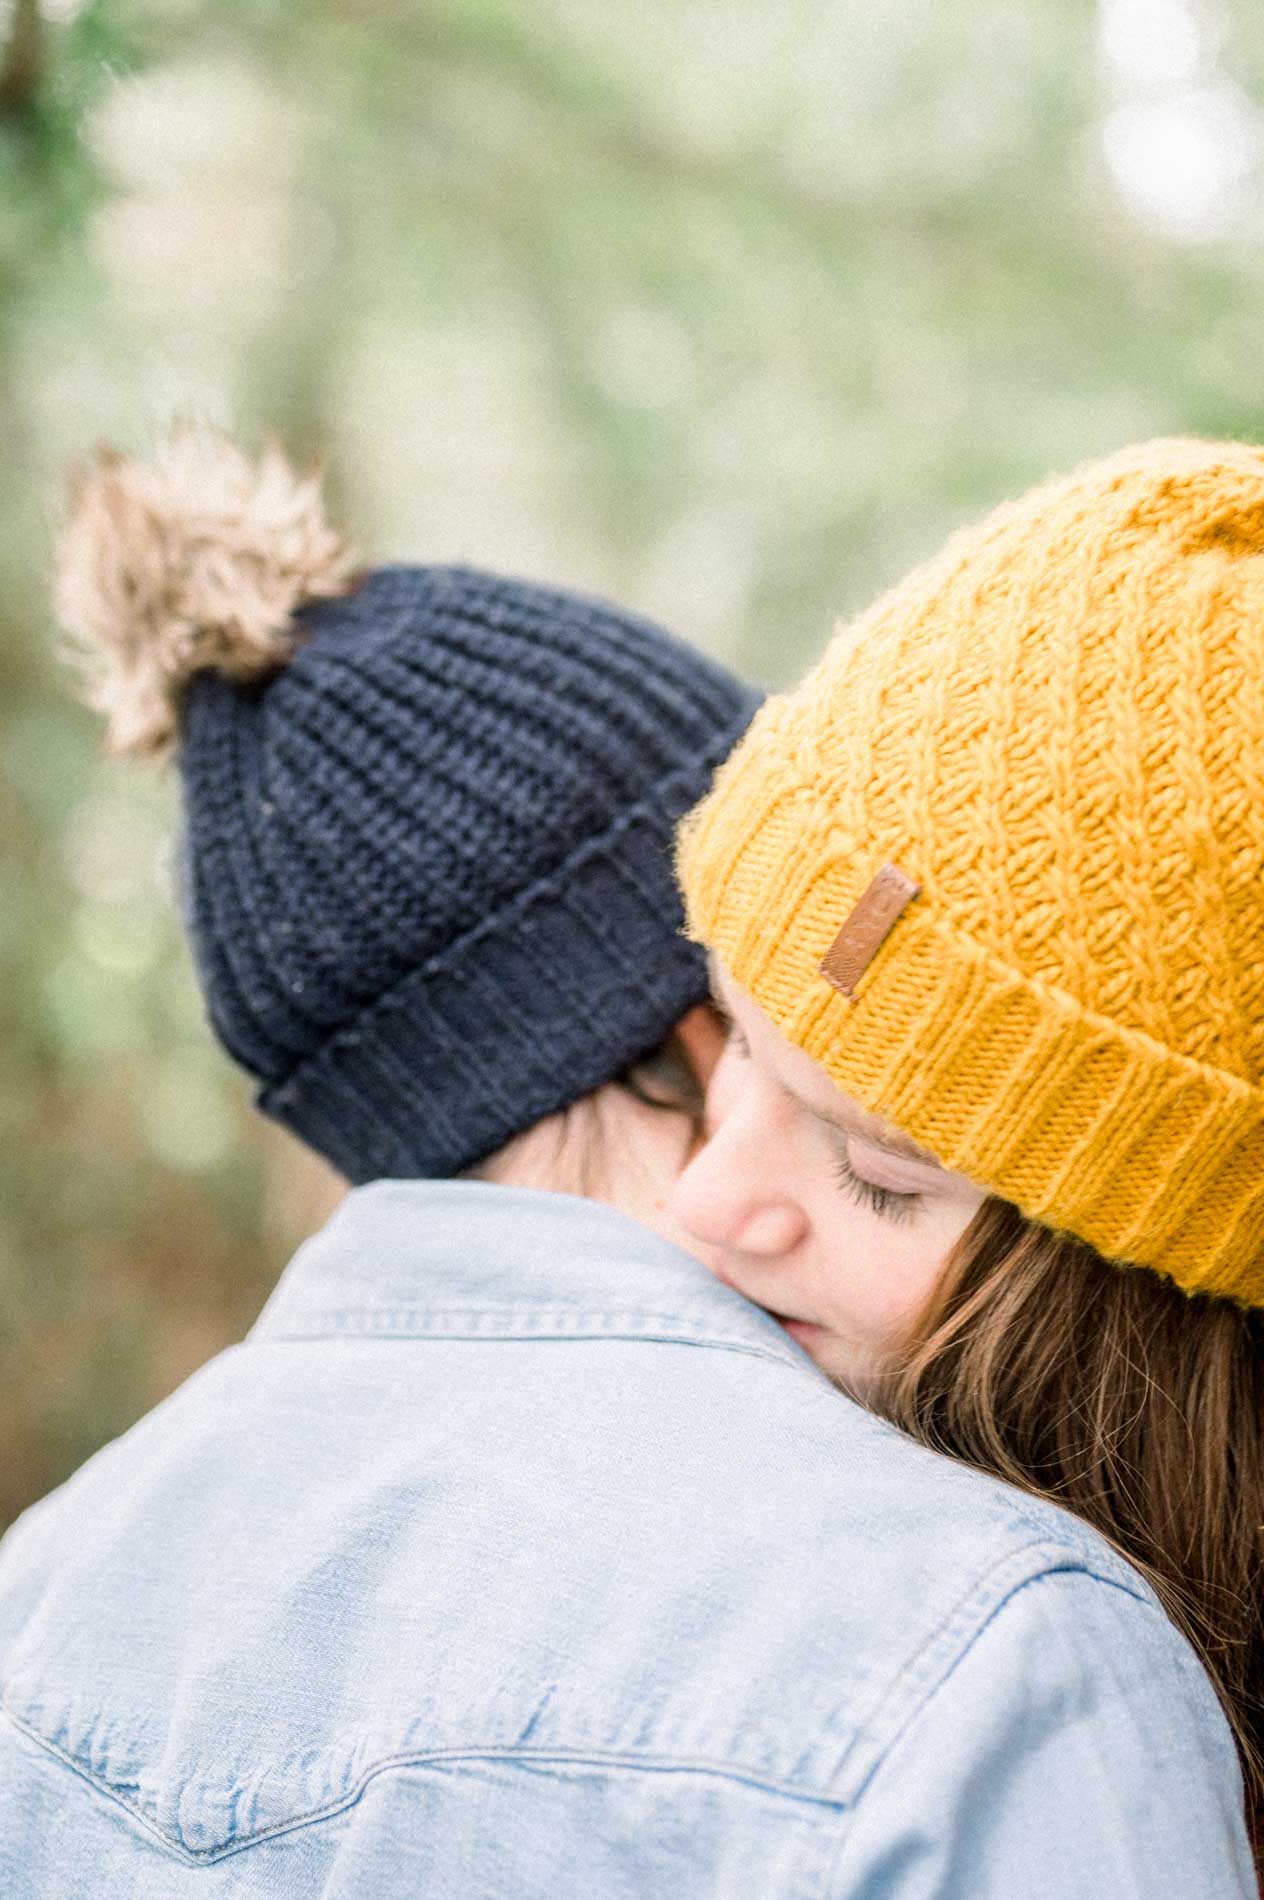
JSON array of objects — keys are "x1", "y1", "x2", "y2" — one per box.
[{"x1": 879, "y1": 1199, "x2": 1264, "y2": 1873}]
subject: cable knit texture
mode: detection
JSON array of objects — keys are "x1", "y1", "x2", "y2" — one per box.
[
  {"x1": 679, "y1": 438, "x2": 1264, "y2": 1305},
  {"x1": 174, "y1": 562, "x2": 758, "y2": 1181}
]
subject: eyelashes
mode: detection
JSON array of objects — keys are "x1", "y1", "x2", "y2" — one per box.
[
  {"x1": 711, "y1": 993, "x2": 922, "y2": 1226},
  {"x1": 832, "y1": 1152, "x2": 921, "y2": 1226}
]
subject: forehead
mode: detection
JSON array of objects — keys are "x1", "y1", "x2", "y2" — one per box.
[{"x1": 707, "y1": 954, "x2": 940, "y2": 1167}]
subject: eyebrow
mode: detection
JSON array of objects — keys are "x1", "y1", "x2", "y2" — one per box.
[
  {"x1": 795, "y1": 1093, "x2": 939, "y2": 1167},
  {"x1": 706, "y1": 951, "x2": 940, "y2": 1170}
]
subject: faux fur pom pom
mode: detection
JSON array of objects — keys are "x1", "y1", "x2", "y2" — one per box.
[{"x1": 54, "y1": 425, "x2": 360, "y2": 760}]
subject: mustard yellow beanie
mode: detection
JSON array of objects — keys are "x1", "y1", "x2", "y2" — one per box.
[{"x1": 679, "y1": 438, "x2": 1264, "y2": 1306}]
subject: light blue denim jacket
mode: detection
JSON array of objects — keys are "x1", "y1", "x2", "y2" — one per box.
[{"x1": 0, "y1": 1181, "x2": 1252, "y2": 1897}]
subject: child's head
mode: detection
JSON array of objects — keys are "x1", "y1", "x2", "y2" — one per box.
[
  {"x1": 55, "y1": 425, "x2": 760, "y2": 1185},
  {"x1": 678, "y1": 436, "x2": 1264, "y2": 1325}
]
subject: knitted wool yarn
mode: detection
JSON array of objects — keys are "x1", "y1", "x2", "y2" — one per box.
[
  {"x1": 57, "y1": 430, "x2": 760, "y2": 1183},
  {"x1": 679, "y1": 437, "x2": 1264, "y2": 1305}
]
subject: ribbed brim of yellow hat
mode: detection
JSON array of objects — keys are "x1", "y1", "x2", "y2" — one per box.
[{"x1": 679, "y1": 703, "x2": 1264, "y2": 1309}]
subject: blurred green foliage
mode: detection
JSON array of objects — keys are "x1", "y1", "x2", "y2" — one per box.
[{"x1": 2, "y1": 0, "x2": 1263, "y2": 1528}]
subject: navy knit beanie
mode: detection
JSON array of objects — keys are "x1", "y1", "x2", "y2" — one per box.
[{"x1": 54, "y1": 429, "x2": 760, "y2": 1182}]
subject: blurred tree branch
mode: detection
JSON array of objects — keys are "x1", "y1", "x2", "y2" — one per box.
[{"x1": 0, "y1": 0, "x2": 43, "y2": 113}]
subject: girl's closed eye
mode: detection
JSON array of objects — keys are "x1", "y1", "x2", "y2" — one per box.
[{"x1": 833, "y1": 1150, "x2": 921, "y2": 1225}]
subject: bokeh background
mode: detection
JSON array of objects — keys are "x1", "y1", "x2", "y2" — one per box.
[{"x1": 3, "y1": 0, "x2": 1263, "y2": 1529}]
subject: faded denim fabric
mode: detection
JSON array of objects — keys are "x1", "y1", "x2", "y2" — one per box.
[{"x1": 0, "y1": 1181, "x2": 1253, "y2": 1898}]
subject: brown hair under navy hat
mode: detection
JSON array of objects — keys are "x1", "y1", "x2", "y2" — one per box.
[{"x1": 54, "y1": 426, "x2": 760, "y2": 1183}]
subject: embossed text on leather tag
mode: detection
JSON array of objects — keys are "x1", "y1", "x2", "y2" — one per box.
[{"x1": 819, "y1": 864, "x2": 921, "y2": 1000}]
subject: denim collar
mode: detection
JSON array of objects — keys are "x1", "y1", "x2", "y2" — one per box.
[{"x1": 251, "y1": 1178, "x2": 815, "y2": 1375}]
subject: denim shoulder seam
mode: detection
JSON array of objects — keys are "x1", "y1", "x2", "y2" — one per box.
[
  {"x1": 818, "y1": 1563, "x2": 1164, "y2": 1895},
  {"x1": 821, "y1": 1542, "x2": 1149, "y2": 1810}
]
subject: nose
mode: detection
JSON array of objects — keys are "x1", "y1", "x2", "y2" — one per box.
[{"x1": 670, "y1": 1117, "x2": 808, "y2": 1259}]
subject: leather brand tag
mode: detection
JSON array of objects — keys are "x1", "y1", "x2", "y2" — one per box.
[{"x1": 819, "y1": 863, "x2": 921, "y2": 1000}]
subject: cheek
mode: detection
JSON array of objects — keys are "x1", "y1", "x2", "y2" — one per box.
[
  {"x1": 869, "y1": 1235, "x2": 948, "y2": 1334},
  {"x1": 808, "y1": 1199, "x2": 966, "y2": 1348}
]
